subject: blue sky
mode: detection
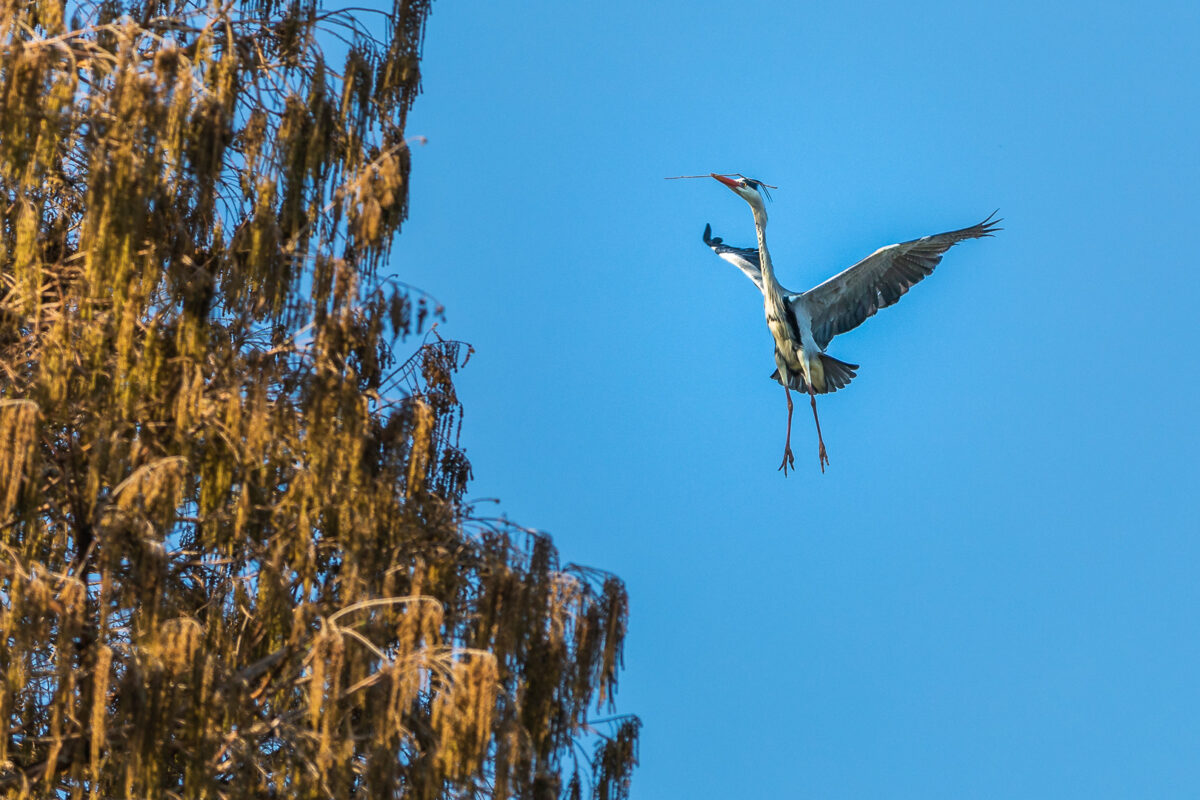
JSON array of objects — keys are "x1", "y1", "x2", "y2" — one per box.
[{"x1": 391, "y1": 1, "x2": 1199, "y2": 797}]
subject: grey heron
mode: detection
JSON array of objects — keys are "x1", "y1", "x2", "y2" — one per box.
[{"x1": 708, "y1": 172, "x2": 1000, "y2": 474}]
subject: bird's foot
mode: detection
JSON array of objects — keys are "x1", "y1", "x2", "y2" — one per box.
[
  {"x1": 817, "y1": 442, "x2": 829, "y2": 473},
  {"x1": 778, "y1": 445, "x2": 796, "y2": 476}
]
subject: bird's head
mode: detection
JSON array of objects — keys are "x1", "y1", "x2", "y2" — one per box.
[{"x1": 711, "y1": 173, "x2": 771, "y2": 214}]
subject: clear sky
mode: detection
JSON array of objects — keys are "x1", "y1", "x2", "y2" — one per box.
[{"x1": 391, "y1": 1, "x2": 1199, "y2": 797}]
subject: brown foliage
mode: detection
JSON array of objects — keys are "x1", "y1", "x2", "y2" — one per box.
[{"x1": 0, "y1": 0, "x2": 637, "y2": 796}]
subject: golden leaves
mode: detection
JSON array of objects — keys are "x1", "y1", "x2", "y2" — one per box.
[
  {"x1": 0, "y1": 548, "x2": 89, "y2": 773},
  {"x1": 405, "y1": 397, "x2": 433, "y2": 498},
  {"x1": 432, "y1": 651, "x2": 500, "y2": 780},
  {"x1": 346, "y1": 148, "x2": 408, "y2": 250},
  {"x1": 112, "y1": 455, "x2": 188, "y2": 517},
  {"x1": 89, "y1": 644, "x2": 112, "y2": 786},
  {"x1": 0, "y1": 399, "x2": 37, "y2": 520}
]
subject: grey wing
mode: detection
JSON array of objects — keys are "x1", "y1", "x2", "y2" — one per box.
[
  {"x1": 704, "y1": 223, "x2": 764, "y2": 293},
  {"x1": 800, "y1": 211, "x2": 1001, "y2": 349}
]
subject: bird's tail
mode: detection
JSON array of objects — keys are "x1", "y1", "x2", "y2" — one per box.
[
  {"x1": 771, "y1": 354, "x2": 859, "y2": 394},
  {"x1": 818, "y1": 354, "x2": 859, "y2": 392}
]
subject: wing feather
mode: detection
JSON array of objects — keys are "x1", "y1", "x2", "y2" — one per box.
[
  {"x1": 703, "y1": 223, "x2": 764, "y2": 293},
  {"x1": 801, "y1": 212, "x2": 1001, "y2": 349}
]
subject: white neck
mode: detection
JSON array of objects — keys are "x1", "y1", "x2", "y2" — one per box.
[{"x1": 751, "y1": 203, "x2": 784, "y2": 296}]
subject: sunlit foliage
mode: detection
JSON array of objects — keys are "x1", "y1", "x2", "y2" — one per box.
[{"x1": 0, "y1": 0, "x2": 637, "y2": 796}]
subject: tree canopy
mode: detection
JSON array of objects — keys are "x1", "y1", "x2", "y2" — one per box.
[{"x1": 0, "y1": 0, "x2": 637, "y2": 796}]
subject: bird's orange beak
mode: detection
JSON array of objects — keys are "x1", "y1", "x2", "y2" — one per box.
[{"x1": 711, "y1": 173, "x2": 740, "y2": 190}]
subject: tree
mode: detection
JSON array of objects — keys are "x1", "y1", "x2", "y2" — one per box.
[{"x1": 0, "y1": 0, "x2": 638, "y2": 797}]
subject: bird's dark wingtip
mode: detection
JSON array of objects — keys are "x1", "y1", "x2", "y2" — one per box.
[
  {"x1": 703, "y1": 223, "x2": 722, "y2": 246},
  {"x1": 977, "y1": 209, "x2": 1003, "y2": 236}
]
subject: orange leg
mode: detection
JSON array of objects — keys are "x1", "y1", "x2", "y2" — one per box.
[
  {"x1": 807, "y1": 385, "x2": 829, "y2": 472},
  {"x1": 778, "y1": 385, "x2": 796, "y2": 475}
]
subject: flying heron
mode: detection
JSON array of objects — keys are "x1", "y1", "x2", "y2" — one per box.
[{"x1": 708, "y1": 172, "x2": 1000, "y2": 474}]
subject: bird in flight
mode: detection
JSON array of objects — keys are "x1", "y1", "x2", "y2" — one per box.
[{"x1": 708, "y1": 172, "x2": 1000, "y2": 474}]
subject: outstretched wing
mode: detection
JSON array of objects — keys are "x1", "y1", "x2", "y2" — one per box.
[
  {"x1": 801, "y1": 212, "x2": 1001, "y2": 349},
  {"x1": 703, "y1": 223, "x2": 764, "y2": 293}
]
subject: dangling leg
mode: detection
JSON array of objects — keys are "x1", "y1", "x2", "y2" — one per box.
[
  {"x1": 807, "y1": 385, "x2": 829, "y2": 472},
  {"x1": 778, "y1": 384, "x2": 796, "y2": 475}
]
